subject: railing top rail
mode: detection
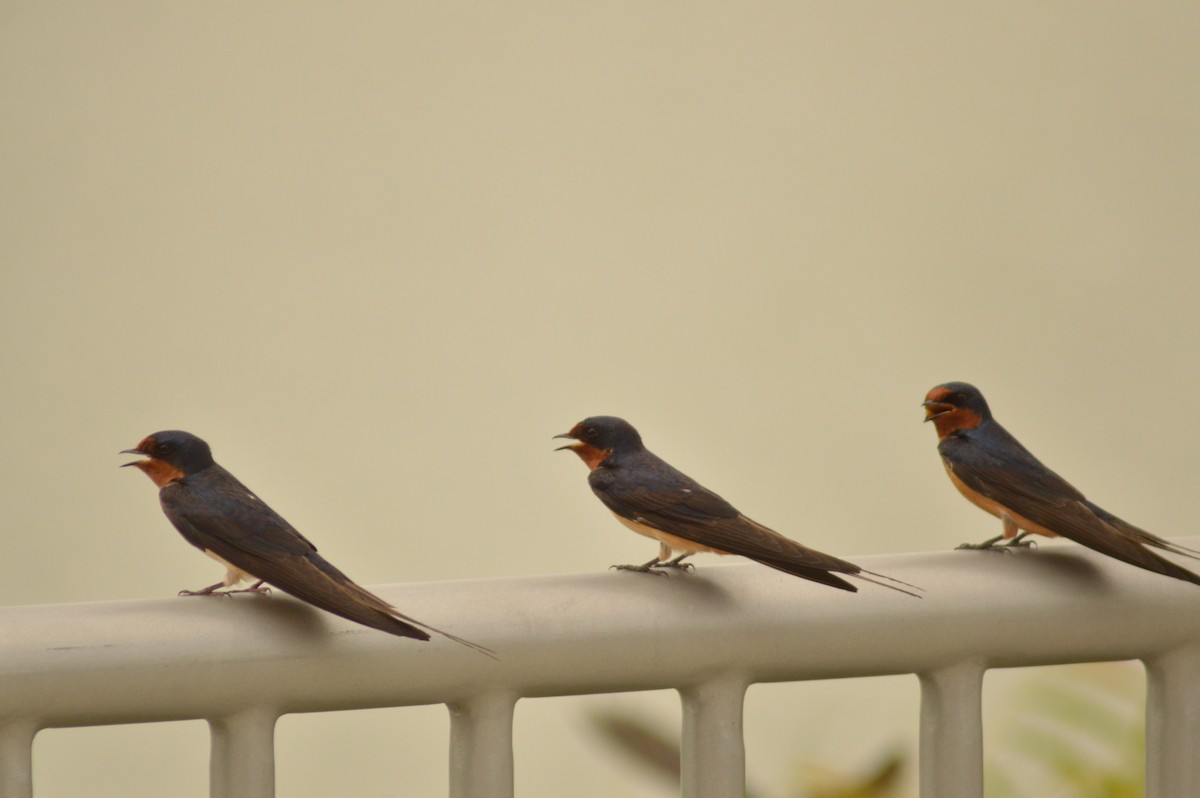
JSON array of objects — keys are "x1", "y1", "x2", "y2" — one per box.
[{"x1": 3, "y1": 539, "x2": 1199, "y2": 728}]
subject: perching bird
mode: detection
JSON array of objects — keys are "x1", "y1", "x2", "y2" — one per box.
[
  {"x1": 123, "y1": 429, "x2": 493, "y2": 654},
  {"x1": 556, "y1": 415, "x2": 919, "y2": 596},
  {"x1": 923, "y1": 381, "x2": 1200, "y2": 586}
]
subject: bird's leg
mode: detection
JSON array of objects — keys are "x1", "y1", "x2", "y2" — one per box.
[
  {"x1": 1002, "y1": 532, "x2": 1036, "y2": 549},
  {"x1": 958, "y1": 517, "x2": 1027, "y2": 552},
  {"x1": 178, "y1": 581, "x2": 227, "y2": 597},
  {"x1": 652, "y1": 554, "x2": 695, "y2": 573},
  {"x1": 611, "y1": 557, "x2": 668, "y2": 575},
  {"x1": 995, "y1": 518, "x2": 1035, "y2": 549}
]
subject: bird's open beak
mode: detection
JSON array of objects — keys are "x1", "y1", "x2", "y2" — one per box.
[
  {"x1": 922, "y1": 401, "x2": 955, "y2": 422},
  {"x1": 553, "y1": 432, "x2": 580, "y2": 452},
  {"x1": 120, "y1": 447, "x2": 148, "y2": 467}
]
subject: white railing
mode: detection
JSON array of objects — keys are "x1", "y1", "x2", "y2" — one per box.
[{"x1": 3, "y1": 539, "x2": 1200, "y2": 798}]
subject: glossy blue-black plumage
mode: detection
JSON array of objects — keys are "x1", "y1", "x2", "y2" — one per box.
[
  {"x1": 564, "y1": 416, "x2": 918, "y2": 594},
  {"x1": 136, "y1": 429, "x2": 216, "y2": 474},
  {"x1": 127, "y1": 430, "x2": 493, "y2": 653},
  {"x1": 930, "y1": 383, "x2": 1200, "y2": 586}
]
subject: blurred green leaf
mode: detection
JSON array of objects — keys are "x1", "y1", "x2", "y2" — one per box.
[
  {"x1": 795, "y1": 750, "x2": 905, "y2": 798},
  {"x1": 988, "y1": 663, "x2": 1144, "y2": 798},
  {"x1": 588, "y1": 711, "x2": 680, "y2": 784},
  {"x1": 588, "y1": 709, "x2": 907, "y2": 798}
]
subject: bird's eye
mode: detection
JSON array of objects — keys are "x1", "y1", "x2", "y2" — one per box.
[
  {"x1": 585, "y1": 427, "x2": 598, "y2": 439},
  {"x1": 154, "y1": 442, "x2": 171, "y2": 455}
]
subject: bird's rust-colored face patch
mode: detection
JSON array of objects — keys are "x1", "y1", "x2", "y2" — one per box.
[
  {"x1": 121, "y1": 436, "x2": 184, "y2": 487},
  {"x1": 129, "y1": 458, "x2": 186, "y2": 487},
  {"x1": 554, "y1": 422, "x2": 614, "y2": 470},
  {"x1": 565, "y1": 442, "x2": 612, "y2": 470},
  {"x1": 923, "y1": 386, "x2": 983, "y2": 439}
]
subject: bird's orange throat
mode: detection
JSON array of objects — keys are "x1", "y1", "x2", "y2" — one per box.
[
  {"x1": 929, "y1": 408, "x2": 983, "y2": 439},
  {"x1": 567, "y1": 442, "x2": 613, "y2": 471},
  {"x1": 131, "y1": 458, "x2": 186, "y2": 487}
]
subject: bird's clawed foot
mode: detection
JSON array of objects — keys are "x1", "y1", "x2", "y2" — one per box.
[
  {"x1": 955, "y1": 533, "x2": 1036, "y2": 553},
  {"x1": 652, "y1": 555, "x2": 694, "y2": 573},
  {"x1": 611, "y1": 557, "x2": 669, "y2": 576},
  {"x1": 955, "y1": 535, "x2": 1005, "y2": 552},
  {"x1": 610, "y1": 555, "x2": 694, "y2": 575},
  {"x1": 179, "y1": 580, "x2": 271, "y2": 597},
  {"x1": 178, "y1": 581, "x2": 226, "y2": 597},
  {"x1": 225, "y1": 580, "x2": 272, "y2": 595}
]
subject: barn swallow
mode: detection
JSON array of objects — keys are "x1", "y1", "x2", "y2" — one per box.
[
  {"x1": 555, "y1": 416, "x2": 920, "y2": 595},
  {"x1": 122, "y1": 430, "x2": 493, "y2": 655},
  {"x1": 923, "y1": 382, "x2": 1200, "y2": 586}
]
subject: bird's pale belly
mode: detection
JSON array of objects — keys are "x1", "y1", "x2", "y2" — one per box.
[{"x1": 203, "y1": 549, "x2": 259, "y2": 585}]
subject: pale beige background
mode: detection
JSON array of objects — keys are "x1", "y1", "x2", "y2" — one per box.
[{"x1": 3, "y1": 2, "x2": 1198, "y2": 796}]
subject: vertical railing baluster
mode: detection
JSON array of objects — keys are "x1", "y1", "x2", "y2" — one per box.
[
  {"x1": 208, "y1": 707, "x2": 278, "y2": 798},
  {"x1": 447, "y1": 691, "x2": 517, "y2": 798},
  {"x1": 1144, "y1": 645, "x2": 1200, "y2": 798},
  {"x1": 918, "y1": 660, "x2": 984, "y2": 798},
  {"x1": 679, "y1": 673, "x2": 749, "y2": 798},
  {"x1": 0, "y1": 721, "x2": 36, "y2": 798}
]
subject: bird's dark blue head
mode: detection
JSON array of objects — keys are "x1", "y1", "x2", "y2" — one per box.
[
  {"x1": 554, "y1": 416, "x2": 644, "y2": 469},
  {"x1": 923, "y1": 382, "x2": 992, "y2": 438},
  {"x1": 121, "y1": 430, "x2": 215, "y2": 484}
]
